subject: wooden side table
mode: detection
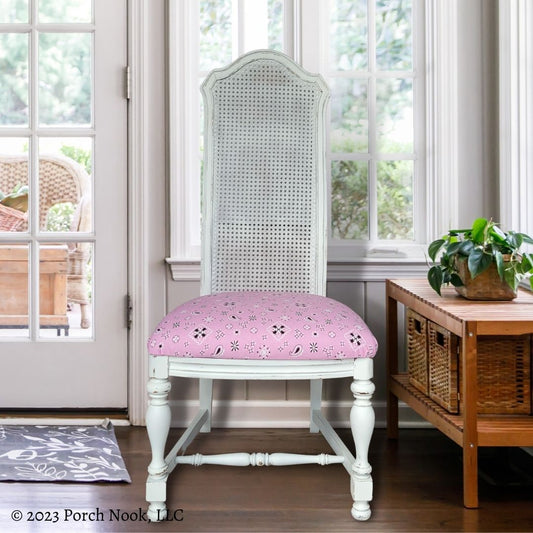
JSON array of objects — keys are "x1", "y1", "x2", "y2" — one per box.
[
  {"x1": 386, "y1": 278, "x2": 533, "y2": 508},
  {"x1": 0, "y1": 244, "x2": 69, "y2": 335}
]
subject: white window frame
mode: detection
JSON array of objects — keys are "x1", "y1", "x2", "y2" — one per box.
[
  {"x1": 166, "y1": 0, "x2": 460, "y2": 281},
  {"x1": 499, "y1": 0, "x2": 533, "y2": 238}
]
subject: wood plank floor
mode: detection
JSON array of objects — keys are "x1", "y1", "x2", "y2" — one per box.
[{"x1": 1, "y1": 427, "x2": 532, "y2": 532}]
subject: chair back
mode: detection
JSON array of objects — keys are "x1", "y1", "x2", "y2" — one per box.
[{"x1": 200, "y1": 50, "x2": 329, "y2": 296}]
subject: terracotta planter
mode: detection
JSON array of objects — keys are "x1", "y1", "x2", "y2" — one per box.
[{"x1": 454, "y1": 256, "x2": 517, "y2": 301}]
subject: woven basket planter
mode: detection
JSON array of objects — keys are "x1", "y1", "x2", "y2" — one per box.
[{"x1": 0, "y1": 203, "x2": 27, "y2": 231}]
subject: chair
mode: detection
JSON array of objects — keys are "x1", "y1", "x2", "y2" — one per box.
[
  {"x1": 146, "y1": 50, "x2": 378, "y2": 521},
  {"x1": 0, "y1": 154, "x2": 92, "y2": 328}
]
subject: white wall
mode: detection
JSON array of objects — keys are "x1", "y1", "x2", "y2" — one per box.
[{"x1": 142, "y1": 0, "x2": 499, "y2": 428}]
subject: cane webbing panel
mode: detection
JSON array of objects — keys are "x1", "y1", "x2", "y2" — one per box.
[{"x1": 201, "y1": 51, "x2": 329, "y2": 295}]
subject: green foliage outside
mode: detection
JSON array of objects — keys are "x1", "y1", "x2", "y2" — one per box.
[
  {"x1": 60, "y1": 145, "x2": 92, "y2": 175},
  {"x1": 0, "y1": 28, "x2": 90, "y2": 126},
  {"x1": 0, "y1": 32, "x2": 28, "y2": 125}
]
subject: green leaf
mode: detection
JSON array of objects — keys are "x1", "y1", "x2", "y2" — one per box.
[
  {"x1": 457, "y1": 240, "x2": 474, "y2": 256},
  {"x1": 489, "y1": 225, "x2": 507, "y2": 244},
  {"x1": 494, "y1": 250, "x2": 504, "y2": 280},
  {"x1": 428, "y1": 239, "x2": 445, "y2": 261},
  {"x1": 522, "y1": 253, "x2": 533, "y2": 273},
  {"x1": 445, "y1": 241, "x2": 463, "y2": 256},
  {"x1": 506, "y1": 231, "x2": 523, "y2": 250},
  {"x1": 468, "y1": 248, "x2": 492, "y2": 279},
  {"x1": 504, "y1": 267, "x2": 518, "y2": 291},
  {"x1": 471, "y1": 218, "x2": 488, "y2": 244},
  {"x1": 450, "y1": 273, "x2": 464, "y2": 287},
  {"x1": 519, "y1": 233, "x2": 533, "y2": 245},
  {"x1": 428, "y1": 266, "x2": 443, "y2": 295},
  {"x1": 448, "y1": 228, "x2": 471, "y2": 235}
]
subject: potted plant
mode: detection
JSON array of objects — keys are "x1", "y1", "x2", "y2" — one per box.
[{"x1": 427, "y1": 217, "x2": 533, "y2": 300}]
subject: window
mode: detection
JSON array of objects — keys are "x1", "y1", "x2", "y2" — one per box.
[
  {"x1": 499, "y1": 0, "x2": 533, "y2": 241},
  {"x1": 168, "y1": 0, "x2": 425, "y2": 277}
]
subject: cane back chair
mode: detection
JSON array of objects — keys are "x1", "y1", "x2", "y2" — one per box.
[
  {"x1": 146, "y1": 50, "x2": 377, "y2": 521},
  {"x1": 0, "y1": 154, "x2": 91, "y2": 328}
]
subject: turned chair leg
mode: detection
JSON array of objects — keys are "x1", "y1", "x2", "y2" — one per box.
[
  {"x1": 146, "y1": 376, "x2": 172, "y2": 522},
  {"x1": 350, "y1": 358, "x2": 375, "y2": 521}
]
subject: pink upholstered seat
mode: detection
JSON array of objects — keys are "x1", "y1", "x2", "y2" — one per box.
[{"x1": 148, "y1": 291, "x2": 377, "y2": 361}]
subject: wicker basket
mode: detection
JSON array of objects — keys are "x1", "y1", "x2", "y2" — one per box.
[
  {"x1": 0, "y1": 203, "x2": 27, "y2": 231},
  {"x1": 428, "y1": 321, "x2": 531, "y2": 414},
  {"x1": 407, "y1": 308, "x2": 429, "y2": 394},
  {"x1": 428, "y1": 322, "x2": 459, "y2": 413}
]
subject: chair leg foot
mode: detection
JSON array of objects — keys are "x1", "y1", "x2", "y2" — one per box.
[
  {"x1": 350, "y1": 358, "x2": 375, "y2": 521},
  {"x1": 351, "y1": 501, "x2": 371, "y2": 521},
  {"x1": 146, "y1": 377, "x2": 172, "y2": 520},
  {"x1": 147, "y1": 502, "x2": 167, "y2": 522}
]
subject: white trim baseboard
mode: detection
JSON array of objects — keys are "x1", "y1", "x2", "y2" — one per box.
[{"x1": 167, "y1": 399, "x2": 428, "y2": 429}]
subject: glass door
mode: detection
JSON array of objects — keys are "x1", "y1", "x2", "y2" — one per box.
[{"x1": 0, "y1": 0, "x2": 128, "y2": 408}]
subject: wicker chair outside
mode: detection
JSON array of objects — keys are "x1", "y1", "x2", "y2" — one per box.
[{"x1": 0, "y1": 154, "x2": 92, "y2": 328}]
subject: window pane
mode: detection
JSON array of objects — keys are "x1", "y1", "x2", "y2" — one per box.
[
  {"x1": 268, "y1": 0, "x2": 283, "y2": 51},
  {"x1": 38, "y1": 33, "x2": 92, "y2": 127},
  {"x1": 0, "y1": 33, "x2": 29, "y2": 126},
  {"x1": 331, "y1": 160, "x2": 368, "y2": 240},
  {"x1": 199, "y1": 0, "x2": 233, "y2": 72},
  {"x1": 0, "y1": 242, "x2": 29, "y2": 337},
  {"x1": 377, "y1": 159, "x2": 413, "y2": 240},
  {"x1": 376, "y1": 78, "x2": 413, "y2": 152},
  {"x1": 39, "y1": 241, "x2": 93, "y2": 338},
  {"x1": 376, "y1": 0, "x2": 413, "y2": 71},
  {"x1": 39, "y1": 137, "x2": 92, "y2": 233},
  {"x1": 0, "y1": 0, "x2": 28, "y2": 22},
  {"x1": 329, "y1": 0, "x2": 367, "y2": 71},
  {"x1": 0, "y1": 138, "x2": 29, "y2": 233},
  {"x1": 330, "y1": 78, "x2": 368, "y2": 153},
  {"x1": 38, "y1": 0, "x2": 92, "y2": 23}
]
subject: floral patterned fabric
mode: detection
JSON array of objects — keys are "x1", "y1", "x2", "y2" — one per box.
[{"x1": 148, "y1": 291, "x2": 377, "y2": 360}]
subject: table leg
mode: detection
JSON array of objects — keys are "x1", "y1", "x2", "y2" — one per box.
[
  {"x1": 462, "y1": 322, "x2": 479, "y2": 508},
  {"x1": 386, "y1": 290, "x2": 399, "y2": 439}
]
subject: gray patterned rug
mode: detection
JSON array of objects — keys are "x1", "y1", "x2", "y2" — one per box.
[{"x1": 0, "y1": 421, "x2": 131, "y2": 482}]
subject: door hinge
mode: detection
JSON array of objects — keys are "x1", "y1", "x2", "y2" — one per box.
[
  {"x1": 126, "y1": 294, "x2": 133, "y2": 330},
  {"x1": 124, "y1": 66, "x2": 131, "y2": 100}
]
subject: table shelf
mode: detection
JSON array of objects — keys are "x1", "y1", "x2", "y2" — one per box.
[{"x1": 391, "y1": 374, "x2": 533, "y2": 447}]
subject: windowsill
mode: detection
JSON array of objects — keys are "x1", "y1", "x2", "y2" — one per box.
[{"x1": 166, "y1": 251, "x2": 430, "y2": 282}]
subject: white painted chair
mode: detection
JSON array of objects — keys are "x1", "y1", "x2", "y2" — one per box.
[{"x1": 145, "y1": 50, "x2": 377, "y2": 521}]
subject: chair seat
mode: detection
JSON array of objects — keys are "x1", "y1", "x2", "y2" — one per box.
[{"x1": 148, "y1": 291, "x2": 377, "y2": 361}]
